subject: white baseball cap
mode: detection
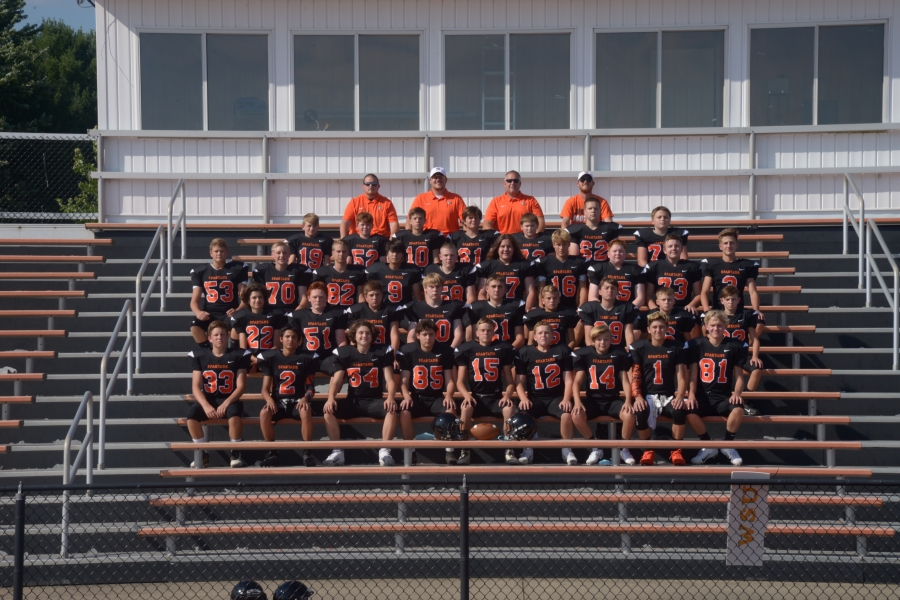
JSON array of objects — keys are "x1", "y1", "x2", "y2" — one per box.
[
  {"x1": 429, "y1": 167, "x2": 447, "y2": 178},
  {"x1": 577, "y1": 171, "x2": 593, "y2": 181}
]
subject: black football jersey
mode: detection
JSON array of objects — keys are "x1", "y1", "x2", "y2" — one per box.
[
  {"x1": 344, "y1": 303, "x2": 404, "y2": 346},
  {"x1": 587, "y1": 261, "x2": 645, "y2": 304},
  {"x1": 344, "y1": 233, "x2": 389, "y2": 267},
  {"x1": 642, "y1": 259, "x2": 702, "y2": 308},
  {"x1": 464, "y1": 299, "x2": 525, "y2": 344},
  {"x1": 449, "y1": 230, "x2": 499, "y2": 266},
  {"x1": 532, "y1": 255, "x2": 588, "y2": 310},
  {"x1": 406, "y1": 300, "x2": 466, "y2": 345},
  {"x1": 252, "y1": 263, "x2": 309, "y2": 312},
  {"x1": 718, "y1": 309, "x2": 761, "y2": 342},
  {"x1": 454, "y1": 341, "x2": 516, "y2": 397},
  {"x1": 287, "y1": 308, "x2": 347, "y2": 354},
  {"x1": 285, "y1": 233, "x2": 333, "y2": 269},
  {"x1": 577, "y1": 301, "x2": 639, "y2": 349},
  {"x1": 331, "y1": 344, "x2": 394, "y2": 400},
  {"x1": 634, "y1": 227, "x2": 690, "y2": 262},
  {"x1": 572, "y1": 347, "x2": 633, "y2": 401},
  {"x1": 627, "y1": 339, "x2": 687, "y2": 397},
  {"x1": 522, "y1": 307, "x2": 579, "y2": 346},
  {"x1": 257, "y1": 349, "x2": 320, "y2": 402},
  {"x1": 687, "y1": 337, "x2": 749, "y2": 400},
  {"x1": 190, "y1": 261, "x2": 249, "y2": 313},
  {"x1": 701, "y1": 257, "x2": 760, "y2": 309},
  {"x1": 364, "y1": 262, "x2": 422, "y2": 307},
  {"x1": 311, "y1": 265, "x2": 367, "y2": 307},
  {"x1": 392, "y1": 229, "x2": 444, "y2": 271},
  {"x1": 424, "y1": 263, "x2": 477, "y2": 303},
  {"x1": 513, "y1": 232, "x2": 554, "y2": 261},
  {"x1": 188, "y1": 347, "x2": 251, "y2": 401},
  {"x1": 516, "y1": 344, "x2": 573, "y2": 401},
  {"x1": 476, "y1": 259, "x2": 533, "y2": 301},
  {"x1": 396, "y1": 342, "x2": 455, "y2": 400},
  {"x1": 566, "y1": 222, "x2": 622, "y2": 263},
  {"x1": 636, "y1": 307, "x2": 698, "y2": 344},
  {"x1": 228, "y1": 309, "x2": 287, "y2": 355}
]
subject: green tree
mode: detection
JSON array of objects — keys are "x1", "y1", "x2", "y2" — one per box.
[
  {"x1": 0, "y1": 0, "x2": 49, "y2": 131},
  {"x1": 34, "y1": 19, "x2": 96, "y2": 133}
]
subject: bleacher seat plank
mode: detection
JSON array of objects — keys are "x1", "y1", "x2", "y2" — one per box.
[
  {"x1": 0, "y1": 373, "x2": 45, "y2": 382},
  {"x1": 763, "y1": 325, "x2": 815, "y2": 333},
  {"x1": 683, "y1": 251, "x2": 790, "y2": 259},
  {"x1": 761, "y1": 368, "x2": 830, "y2": 376},
  {"x1": 754, "y1": 286, "x2": 802, "y2": 293},
  {"x1": 0, "y1": 396, "x2": 34, "y2": 403},
  {"x1": 0, "y1": 446, "x2": 6, "y2": 453},
  {"x1": 0, "y1": 272, "x2": 95, "y2": 280},
  {"x1": 0, "y1": 351, "x2": 56, "y2": 359},
  {"x1": 237, "y1": 234, "x2": 786, "y2": 246},
  {"x1": 0, "y1": 291, "x2": 85, "y2": 298},
  {"x1": 0, "y1": 238, "x2": 113, "y2": 246},
  {"x1": 757, "y1": 305, "x2": 808, "y2": 312},
  {"x1": 0, "y1": 330, "x2": 66, "y2": 338},
  {"x1": 0, "y1": 310, "x2": 76, "y2": 318},
  {"x1": 0, "y1": 255, "x2": 104, "y2": 263},
  {"x1": 0, "y1": 420, "x2": 21, "y2": 428},
  {"x1": 760, "y1": 346, "x2": 824, "y2": 354},
  {"x1": 759, "y1": 267, "x2": 795, "y2": 274},
  {"x1": 742, "y1": 391, "x2": 841, "y2": 399}
]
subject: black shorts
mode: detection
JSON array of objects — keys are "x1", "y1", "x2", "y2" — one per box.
[
  {"x1": 698, "y1": 395, "x2": 741, "y2": 417},
  {"x1": 191, "y1": 311, "x2": 230, "y2": 331},
  {"x1": 318, "y1": 355, "x2": 339, "y2": 376},
  {"x1": 332, "y1": 397, "x2": 390, "y2": 419},
  {"x1": 186, "y1": 398, "x2": 244, "y2": 422},
  {"x1": 579, "y1": 398, "x2": 625, "y2": 420},
  {"x1": 404, "y1": 396, "x2": 454, "y2": 418},
  {"x1": 468, "y1": 394, "x2": 508, "y2": 418},
  {"x1": 523, "y1": 397, "x2": 564, "y2": 419},
  {"x1": 268, "y1": 399, "x2": 319, "y2": 421}
]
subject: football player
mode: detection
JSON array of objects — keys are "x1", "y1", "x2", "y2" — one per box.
[
  {"x1": 531, "y1": 229, "x2": 588, "y2": 311},
  {"x1": 587, "y1": 238, "x2": 645, "y2": 307},
  {"x1": 635, "y1": 286, "x2": 700, "y2": 344},
  {"x1": 229, "y1": 283, "x2": 287, "y2": 365},
  {"x1": 514, "y1": 212, "x2": 554, "y2": 261},
  {"x1": 464, "y1": 274, "x2": 525, "y2": 349},
  {"x1": 392, "y1": 207, "x2": 444, "y2": 272},
  {"x1": 700, "y1": 228, "x2": 761, "y2": 313},
  {"x1": 565, "y1": 196, "x2": 622, "y2": 265},
  {"x1": 449, "y1": 205, "x2": 498, "y2": 267},
  {"x1": 476, "y1": 234, "x2": 536, "y2": 308},
  {"x1": 189, "y1": 238, "x2": 249, "y2": 344},
  {"x1": 252, "y1": 241, "x2": 308, "y2": 315},
  {"x1": 344, "y1": 281, "x2": 403, "y2": 351},
  {"x1": 286, "y1": 213, "x2": 333, "y2": 270},
  {"x1": 310, "y1": 239, "x2": 367, "y2": 308},
  {"x1": 634, "y1": 206, "x2": 689, "y2": 266},
  {"x1": 577, "y1": 277, "x2": 639, "y2": 350},
  {"x1": 287, "y1": 282, "x2": 348, "y2": 371},
  {"x1": 405, "y1": 273, "x2": 466, "y2": 348},
  {"x1": 424, "y1": 240, "x2": 478, "y2": 304},
  {"x1": 643, "y1": 234, "x2": 703, "y2": 313},
  {"x1": 523, "y1": 285, "x2": 578, "y2": 349},
  {"x1": 718, "y1": 285, "x2": 764, "y2": 413},
  {"x1": 345, "y1": 212, "x2": 389, "y2": 268},
  {"x1": 364, "y1": 239, "x2": 423, "y2": 308}
]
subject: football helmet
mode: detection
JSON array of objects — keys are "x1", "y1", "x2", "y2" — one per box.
[
  {"x1": 506, "y1": 412, "x2": 537, "y2": 441},
  {"x1": 273, "y1": 581, "x2": 313, "y2": 600},
  {"x1": 232, "y1": 581, "x2": 267, "y2": 600},
  {"x1": 432, "y1": 412, "x2": 466, "y2": 441}
]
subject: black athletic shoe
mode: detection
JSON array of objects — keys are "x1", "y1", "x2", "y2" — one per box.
[
  {"x1": 410, "y1": 449, "x2": 418, "y2": 465},
  {"x1": 230, "y1": 450, "x2": 247, "y2": 468},
  {"x1": 257, "y1": 451, "x2": 279, "y2": 468},
  {"x1": 457, "y1": 450, "x2": 471, "y2": 465},
  {"x1": 743, "y1": 402, "x2": 760, "y2": 416},
  {"x1": 302, "y1": 450, "x2": 315, "y2": 467},
  {"x1": 190, "y1": 451, "x2": 210, "y2": 469},
  {"x1": 445, "y1": 450, "x2": 458, "y2": 465}
]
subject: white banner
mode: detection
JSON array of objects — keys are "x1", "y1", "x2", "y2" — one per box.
[{"x1": 726, "y1": 471, "x2": 770, "y2": 567}]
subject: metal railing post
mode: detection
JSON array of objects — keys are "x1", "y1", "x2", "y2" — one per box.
[
  {"x1": 748, "y1": 131, "x2": 756, "y2": 220},
  {"x1": 459, "y1": 476, "x2": 469, "y2": 600},
  {"x1": 167, "y1": 179, "x2": 186, "y2": 294},
  {"x1": 160, "y1": 226, "x2": 167, "y2": 312},
  {"x1": 583, "y1": 133, "x2": 591, "y2": 172},
  {"x1": 127, "y1": 304, "x2": 134, "y2": 395},
  {"x1": 262, "y1": 135, "x2": 270, "y2": 224},
  {"x1": 866, "y1": 220, "x2": 873, "y2": 308},
  {"x1": 423, "y1": 135, "x2": 430, "y2": 190},
  {"x1": 13, "y1": 482, "x2": 25, "y2": 600},
  {"x1": 99, "y1": 302, "x2": 132, "y2": 468},
  {"x1": 96, "y1": 134, "x2": 105, "y2": 224},
  {"x1": 865, "y1": 220, "x2": 899, "y2": 370},
  {"x1": 842, "y1": 175, "x2": 849, "y2": 254},
  {"x1": 180, "y1": 184, "x2": 186, "y2": 260},
  {"x1": 859, "y1": 195, "x2": 865, "y2": 289}
]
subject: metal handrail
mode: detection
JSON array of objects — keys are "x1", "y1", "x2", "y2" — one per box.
[
  {"x1": 61, "y1": 391, "x2": 93, "y2": 558},
  {"x1": 864, "y1": 219, "x2": 899, "y2": 371},
  {"x1": 98, "y1": 300, "x2": 134, "y2": 469},
  {"x1": 135, "y1": 225, "x2": 167, "y2": 372},
  {"x1": 167, "y1": 178, "x2": 186, "y2": 293},
  {"x1": 842, "y1": 173, "x2": 866, "y2": 288}
]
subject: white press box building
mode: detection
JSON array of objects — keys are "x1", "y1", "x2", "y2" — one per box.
[{"x1": 93, "y1": 0, "x2": 900, "y2": 223}]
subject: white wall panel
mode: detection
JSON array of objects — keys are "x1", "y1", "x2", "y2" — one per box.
[{"x1": 432, "y1": 138, "x2": 584, "y2": 174}]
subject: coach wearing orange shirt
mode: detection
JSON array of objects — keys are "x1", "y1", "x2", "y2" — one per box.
[
  {"x1": 340, "y1": 174, "x2": 400, "y2": 238},
  {"x1": 408, "y1": 167, "x2": 466, "y2": 234},
  {"x1": 560, "y1": 171, "x2": 614, "y2": 227},
  {"x1": 483, "y1": 170, "x2": 545, "y2": 235}
]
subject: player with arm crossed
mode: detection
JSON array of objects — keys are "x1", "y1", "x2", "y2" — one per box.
[
  {"x1": 464, "y1": 274, "x2": 526, "y2": 349},
  {"x1": 311, "y1": 239, "x2": 367, "y2": 308},
  {"x1": 644, "y1": 235, "x2": 703, "y2": 314},
  {"x1": 476, "y1": 234, "x2": 537, "y2": 310},
  {"x1": 189, "y1": 238, "x2": 248, "y2": 344},
  {"x1": 634, "y1": 206, "x2": 689, "y2": 266},
  {"x1": 700, "y1": 228, "x2": 762, "y2": 315},
  {"x1": 345, "y1": 212, "x2": 389, "y2": 268},
  {"x1": 514, "y1": 212, "x2": 554, "y2": 261},
  {"x1": 425, "y1": 240, "x2": 478, "y2": 304},
  {"x1": 228, "y1": 283, "x2": 286, "y2": 368},
  {"x1": 532, "y1": 229, "x2": 588, "y2": 312},
  {"x1": 717, "y1": 285, "x2": 765, "y2": 415},
  {"x1": 577, "y1": 278, "x2": 639, "y2": 350},
  {"x1": 406, "y1": 273, "x2": 466, "y2": 348},
  {"x1": 252, "y1": 241, "x2": 308, "y2": 315},
  {"x1": 393, "y1": 207, "x2": 444, "y2": 272},
  {"x1": 523, "y1": 285, "x2": 578, "y2": 349},
  {"x1": 587, "y1": 238, "x2": 645, "y2": 307},
  {"x1": 286, "y1": 213, "x2": 333, "y2": 269},
  {"x1": 365, "y1": 240, "x2": 424, "y2": 308},
  {"x1": 448, "y1": 206, "x2": 498, "y2": 268}
]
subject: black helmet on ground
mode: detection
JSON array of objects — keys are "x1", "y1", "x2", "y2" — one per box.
[
  {"x1": 506, "y1": 412, "x2": 537, "y2": 441},
  {"x1": 232, "y1": 581, "x2": 267, "y2": 600},
  {"x1": 274, "y1": 581, "x2": 313, "y2": 600},
  {"x1": 432, "y1": 412, "x2": 466, "y2": 441}
]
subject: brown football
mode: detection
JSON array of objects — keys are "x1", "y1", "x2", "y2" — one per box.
[{"x1": 470, "y1": 422, "x2": 501, "y2": 441}]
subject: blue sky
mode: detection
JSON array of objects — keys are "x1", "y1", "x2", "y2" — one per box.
[{"x1": 24, "y1": 0, "x2": 95, "y2": 31}]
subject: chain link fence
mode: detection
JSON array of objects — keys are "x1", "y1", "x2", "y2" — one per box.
[
  {"x1": 0, "y1": 132, "x2": 97, "y2": 223},
  {"x1": 1, "y1": 478, "x2": 899, "y2": 600}
]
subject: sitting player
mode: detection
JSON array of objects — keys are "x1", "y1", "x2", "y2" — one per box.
[
  {"x1": 531, "y1": 229, "x2": 588, "y2": 311},
  {"x1": 186, "y1": 320, "x2": 251, "y2": 468},
  {"x1": 572, "y1": 324, "x2": 649, "y2": 466},
  {"x1": 310, "y1": 239, "x2": 367, "y2": 308},
  {"x1": 229, "y1": 283, "x2": 287, "y2": 365},
  {"x1": 392, "y1": 207, "x2": 444, "y2": 272},
  {"x1": 514, "y1": 212, "x2": 553, "y2": 261},
  {"x1": 252, "y1": 241, "x2": 308, "y2": 315},
  {"x1": 515, "y1": 321, "x2": 575, "y2": 464},
  {"x1": 189, "y1": 238, "x2": 248, "y2": 344},
  {"x1": 628, "y1": 311, "x2": 698, "y2": 466},
  {"x1": 454, "y1": 318, "x2": 518, "y2": 464},
  {"x1": 464, "y1": 274, "x2": 526, "y2": 349},
  {"x1": 365, "y1": 239, "x2": 423, "y2": 308},
  {"x1": 256, "y1": 325, "x2": 321, "y2": 468},
  {"x1": 718, "y1": 285, "x2": 764, "y2": 414},
  {"x1": 345, "y1": 281, "x2": 403, "y2": 351},
  {"x1": 286, "y1": 213, "x2": 333, "y2": 270},
  {"x1": 565, "y1": 196, "x2": 622, "y2": 264},
  {"x1": 523, "y1": 285, "x2": 578, "y2": 349},
  {"x1": 396, "y1": 319, "x2": 459, "y2": 463},
  {"x1": 425, "y1": 240, "x2": 478, "y2": 304},
  {"x1": 634, "y1": 206, "x2": 689, "y2": 266},
  {"x1": 476, "y1": 234, "x2": 536, "y2": 309},
  {"x1": 700, "y1": 228, "x2": 762, "y2": 314},
  {"x1": 636, "y1": 286, "x2": 700, "y2": 344},
  {"x1": 323, "y1": 320, "x2": 398, "y2": 467},
  {"x1": 644, "y1": 234, "x2": 702, "y2": 314},
  {"x1": 406, "y1": 273, "x2": 466, "y2": 348},
  {"x1": 287, "y1": 282, "x2": 348, "y2": 359},
  {"x1": 577, "y1": 277, "x2": 638, "y2": 350},
  {"x1": 345, "y1": 212, "x2": 389, "y2": 268},
  {"x1": 449, "y1": 205, "x2": 498, "y2": 267},
  {"x1": 688, "y1": 310, "x2": 750, "y2": 466},
  {"x1": 587, "y1": 238, "x2": 645, "y2": 307}
]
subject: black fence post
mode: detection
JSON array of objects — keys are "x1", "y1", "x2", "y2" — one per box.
[
  {"x1": 13, "y1": 481, "x2": 25, "y2": 600},
  {"x1": 460, "y1": 475, "x2": 469, "y2": 600}
]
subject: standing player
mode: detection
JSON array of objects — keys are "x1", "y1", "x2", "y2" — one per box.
[
  {"x1": 449, "y1": 206, "x2": 498, "y2": 267},
  {"x1": 577, "y1": 278, "x2": 639, "y2": 350},
  {"x1": 718, "y1": 285, "x2": 764, "y2": 413},
  {"x1": 531, "y1": 229, "x2": 588, "y2": 311},
  {"x1": 483, "y1": 171, "x2": 545, "y2": 234},
  {"x1": 252, "y1": 241, "x2": 308, "y2": 315},
  {"x1": 311, "y1": 239, "x2": 367, "y2": 308},
  {"x1": 455, "y1": 319, "x2": 518, "y2": 464},
  {"x1": 634, "y1": 206, "x2": 689, "y2": 266},
  {"x1": 515, "y1": 321, "x2": 575, "y2": 465},
  {"x1": 286, "y1": 213, "x2": 333, "y2": 270},
  {"x1": 364, "y1": 240, "x2": 423, "y2": 308},
  {"x1": 323, "y1": 320, "x2": 398, "y2": 467},
  {"x1": 287, "y1": 282, "x2": 348, "y2": 369},
  {"x1": 408, "y1": 167, "x2": 467, "y2": 234},
  {"x1": 565, "y1": 197, "x2": 622, "y2": 265},
  {"x1": 340, "y1": 174, "x2": 400, "y2": 238},
  {"x1": 229, "y1": 283, "x2": 287, "y2": 363},
  {"x1": 465, "y1": 274, "x2": 526, "y2": 349},
  {"x1": 392, "y1": 207, "x2": 444, "y2": 272},
  {"x1": 688, "y1": 310, "x2": 750, "y2": 466},
  {"x1": 189, "y1": 238, "x2": 249, "y2": 344},
  {"x1": 572, "y1": 324, "x2": 647, "y2": 466},
  {"x1": 256, "y1": 325, "x2": 321, "y2": 468},
  {"x1": 636, "y1": 286, "x2": 700, "y2": 344},
  {"x1": 560, "y1": 172, "x2": 614, "y2": 227},
  {"x1": 643, "y1": 235, "x2": 703, "y2": 313},
  {"x1": 523, "y1": 285, "x2": 578, "y2": 349},
  {"x1": 344, "y1": 281, "x2": 403, "y2": 351},
  {"x1": 476, "y1": 235, "x2": 536, "y2": 308},
  {"x1": 186, "y1": 321, "x2": 251, "y2": 468},
  {"x1": 345, "y1": 212, "x2": 389, "y2": 268},
  {"x1": 514, "y1": 213, "x2": 554, "y2": 261},
  {"x1": 405, "y1": 273, "x2": 466, "y2": 348},
  {"x1": 700, "y1": 228, "x2": 761, "y2": 312},
  {"x1": 587, "y1": 239, "x2": 646, "y2": 307},
  {"x1": 424, "y1": 240, "x2": 478, "y2": 304}
]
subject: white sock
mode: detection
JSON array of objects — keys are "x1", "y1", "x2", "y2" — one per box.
[
  {"x1": 192, "y1": 437, "x2": 207, "y2": 444},
  {"x1": 230, "y1": 438, "x2": 241, "y2": 443},
  {"x1": 446, "y1": 447, "x2": 454, "y2": 452}
]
